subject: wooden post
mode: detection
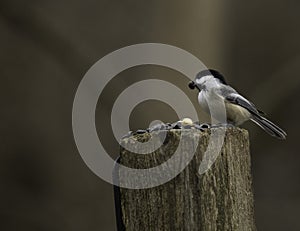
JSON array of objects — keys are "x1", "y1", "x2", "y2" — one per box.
[{"x1": 116, "y1": 128, "x2": 256, "y2": 231}]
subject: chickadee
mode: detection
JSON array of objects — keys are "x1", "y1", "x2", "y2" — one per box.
[{"x1": 188, "y1": 69, "x2": 287, "y2": 139}]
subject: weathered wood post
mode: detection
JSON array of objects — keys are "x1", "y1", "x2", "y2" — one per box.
[{"x1": 115, "y1": 127, "x2": 256, "y2": 231}]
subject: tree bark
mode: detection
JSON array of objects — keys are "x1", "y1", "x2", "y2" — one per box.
[{"x1": 117, "y1": 128, "x2": 256, "y2": 231}]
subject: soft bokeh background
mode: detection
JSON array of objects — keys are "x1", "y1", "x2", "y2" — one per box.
[{"x1": 1, "y1": 0, "x2": 300, "y2": 230}]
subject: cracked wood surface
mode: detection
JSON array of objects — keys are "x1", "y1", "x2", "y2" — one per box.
[{"x1": 118, "y1": 128, "x2": 256, "y2": 231}]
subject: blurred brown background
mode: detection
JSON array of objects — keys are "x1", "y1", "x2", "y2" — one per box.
[{"x1": 1, "y1": 0, "x2": 300, "y2": 230}]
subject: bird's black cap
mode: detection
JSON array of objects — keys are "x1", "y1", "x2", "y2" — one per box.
[{"x1": 196, "y1": 69, "x2": 227, "y2": 85}]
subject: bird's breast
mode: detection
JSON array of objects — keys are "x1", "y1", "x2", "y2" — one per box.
[
  {"x1": 198, "y1": 90, "x2": 251, "y2": 125},
  {"x1": 198, "y1": 91, "x2": 209, "y2": 113},
  {"x1": 198, "y1": 90, "x2": 226, "y2": 122}
]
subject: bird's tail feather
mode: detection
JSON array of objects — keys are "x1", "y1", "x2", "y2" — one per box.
[{"x1": 251, "y1": 115, "x2": 287, "y2": 139}]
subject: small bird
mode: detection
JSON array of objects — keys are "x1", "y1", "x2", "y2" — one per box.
[{"x1": 188, "y1": 69, "x2": 287, "y2": 139}]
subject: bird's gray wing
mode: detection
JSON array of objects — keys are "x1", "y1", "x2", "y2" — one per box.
[
  {"x1": 221, "y1": 88, "x2": 286, "y2": 139},
  {"x1": 225, "y1": 92, "x2": 261, "y2": 117}
]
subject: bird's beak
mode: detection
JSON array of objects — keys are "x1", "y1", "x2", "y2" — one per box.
[
  {"x1": 188, "y1": 81, "x2": 200, "y2": 91},
  {"x1": 188, "y1": 81, "x2": 196, "y2": 90}
]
